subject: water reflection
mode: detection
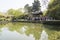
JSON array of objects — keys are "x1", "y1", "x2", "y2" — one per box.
[
  {"x1": 6, "y1": 23, "x2": 43, "y2": 40},
  {"x1": 0, "y1": 27, "x2": 34, "y2": 40},
  {"x1": 0, "y1": 22, "x2": 60, "y2": 40},
  {"x1": 40, "y1": 30, "x2": 48, "y2": 40}
]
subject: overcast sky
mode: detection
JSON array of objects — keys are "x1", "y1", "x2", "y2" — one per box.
[{"x1": 0, "y1": 0, "x2": 50, "y2": 12}]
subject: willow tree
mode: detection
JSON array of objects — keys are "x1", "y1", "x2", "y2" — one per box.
[{"x1": 7, "y1": 9, "x2": 24, "y2": 17}]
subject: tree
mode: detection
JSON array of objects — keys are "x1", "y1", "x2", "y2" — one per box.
[
  {"x1": 46, "y1": 0, "x2": 60, "y2": 20},
  {"x1": 24, "y1": 4, "x2": 32, "y2": 14},
  {"x1": 7, "y1": 9, "x2": 24, "y2": 17},
  {"x1": 24, "y1": 0, "x2": 41, "y2": 13},
  {"x1": 32, "y1": 0, "x2": 40, "y2": 12},
  {"x1": 7, "y1": 9, "x2": 25, "y2": 21}
]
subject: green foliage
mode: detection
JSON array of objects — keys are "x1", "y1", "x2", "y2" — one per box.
[
  {"x1": 32, "y1": 0, "x2": 40, "y2": 12},
  {"x1": 46, "y1": 0, "x2": 60, "y2": 20},
  {"x1": 24, "y1": 4, "x2": 32, "y2": 14},
  {"x1": 24, "y1": 0, "x2": 41, "y2": 14},
  {"x1": 7, "y1": 9, "x2": 24, "y2": 17}
]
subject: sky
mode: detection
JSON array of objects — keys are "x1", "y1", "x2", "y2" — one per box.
[{"x1": 0, "y1": 0, "x2": 50, "y2": 12}]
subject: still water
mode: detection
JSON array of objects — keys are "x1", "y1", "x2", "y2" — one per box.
[{"x1": 0, "y1": 22, "x2": 60, "y2": 40}]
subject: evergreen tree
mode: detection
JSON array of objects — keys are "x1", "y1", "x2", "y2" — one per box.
[{"x1": 32, "y1": 0, "x2": 41, "y2": 12}]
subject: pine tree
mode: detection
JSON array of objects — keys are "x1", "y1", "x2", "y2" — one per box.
[{"x1": 32, "y1": 0, "x2": 41, "y2": 12}]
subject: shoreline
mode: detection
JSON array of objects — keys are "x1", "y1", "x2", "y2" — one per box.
[{"x1": 0, "y1": 20, "x2": 60, "y2": 25}]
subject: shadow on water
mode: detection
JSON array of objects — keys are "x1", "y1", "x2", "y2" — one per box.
[
  {"x1": 43, "y1": 24, "x2": 60, "y2": 31},
  {"x1": 43, "y1": 24, "x2": 60, "y2": 40}
]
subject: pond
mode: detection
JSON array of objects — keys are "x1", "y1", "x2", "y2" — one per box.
[{"x1": 0, "y1": 22, "x2": 60, "y2": 40}]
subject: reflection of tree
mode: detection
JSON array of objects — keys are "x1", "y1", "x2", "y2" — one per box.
[
  {"x1": 4, "y1": 22, "x2": 60, "y2": 40},
  {"x1": 25, "y1": 23, "x2": 43, "y2": 40},
  {"x1": 6, "y1": 22, "x2": 43, "y2": 40},
  {"x1": 6, "y1": 22, "x2": 27, "y2": 34},
  {"x1": 0, "y1": 23, "x2": 6, "y2": 32},
  {"x1": 43, "y1": 24, "x2": 60, "y2": 40}
]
